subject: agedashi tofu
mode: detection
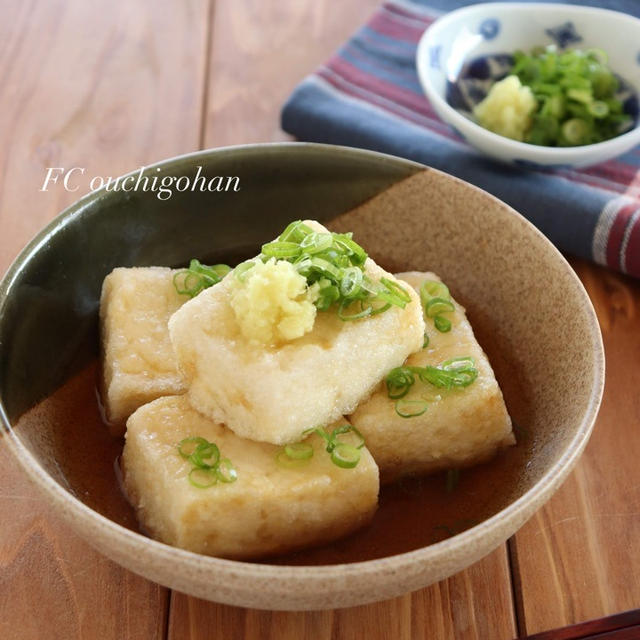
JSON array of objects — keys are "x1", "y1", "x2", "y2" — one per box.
[
  {"x1": 168, "y1": 221, "x2": 425, "y2": 445},
  {"x1": 100, "y1": 267, "x2": 188, "y2": 435},
  {"x1": 122, "y1": 396, "x2": 379, "y2": 559},
  {"x1": 350, "y1": 272, "x2": 514, "y2": 484}
]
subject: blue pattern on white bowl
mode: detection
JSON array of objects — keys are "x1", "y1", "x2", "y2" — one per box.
[
  {"x1": 416, "y1": 3, "x2": 640, "y2": 167},
  {"x1": 479, "y1": 18, "x2": 500, "y2": 40},
  {"x1": 544, "y1": 21, "x2": 583, "y2": 48}
]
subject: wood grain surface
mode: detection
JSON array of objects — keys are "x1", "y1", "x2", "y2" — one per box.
[
  {"x1": 511, "y1": 262, "x2": 640, "y2": 637},
  {"x1": 0, "y1": 1, "x2": 206, "y2": 638},
  {"x1": 168, "y1": 546, "x2": 515, "y2": 640},
  {"x1": 1, "y1": 2, "x2": 639, "y2": 639}
]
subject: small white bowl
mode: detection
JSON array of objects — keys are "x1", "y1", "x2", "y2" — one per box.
[{"x1": 416, "y1": 3, "x2": 640, "y2": 168}]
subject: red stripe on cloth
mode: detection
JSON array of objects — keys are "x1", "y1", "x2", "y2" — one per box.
[
  {"x1": 606, "y1": 202, "x2": 638, "y2": 270},
  {"x1": 326, "y1": 55, "x2": 438, "y2": 120},
  {"x1": 382, "y1": 1, "x2": 435, "y2": 24},
  {"x1": 623, "y1": 214, "x2": 640, "y2": 276},
  {"x1": 581, "y1": 159, "x2": 640, "y2": 190},
  {"x1": 369, "y1": 10, "x2": 432, "y2": 43},
  {"x1": 315, "y1": 68, "x2": 459, "y2": 142},
  {"x1": 338, "y1": 45, "x2": 428, "y2": 97}
]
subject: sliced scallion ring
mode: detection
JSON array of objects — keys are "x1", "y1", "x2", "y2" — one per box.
[
  {"x1": 215, "y1": 458, "x2": 238, "y2": 483},
  {"x1": 284, "y1": 442, "x2": 314, "y2": 460},
  {"x1": 338, "y1": 299, "x2": 373, "y2": 321},
  {"x1": 395, "y1": 398, "x2": 429, "y2": 418},
  {"x1": 420, "y1": 280, "x2": 450, "y2": 306},
  {"x1": 442, "y1": 356, "x2": 475, "y2": 372},
  {"x1": 261, "y1": 240, "x2": 302, "y2": 259},
  {"x1": 339, "y1": 266, "x2": 363, "y2": 298},
  {"x1": 178, "y1": 437, "x2": 209, "y2": 459},
  {"x1": 385, "y1": 366, "x2": 416, "y2": 399},
  {"x1": 300, "y1": 232, "x2": 333, "y2": 254},
  {"x1": 279, "y1": 220, "x2": 314, "y2": 242},
  {"x1": 173, "y1": 259, "x2": 231, "y2": 298},
  {"x1": 189, "y1": 467, "x2": 218, "y2": 488},
  {"x1": 425, "y1": 297, "x2": 455, "y2": 317},
  {"x1": 434, "y1": 315, "x2": 452, "y2": 333},
  {"x1": 189, "y1": 442, "x2": 221, "y2": 469},
  {"x1": 330, "y1": 444, "x2": 361, "y2": 469},
  {"x1": 234, "y1": 260, "x2": 258, "y2": 281},
  {"x1": 276, "y1": 449, "x2": 310, "y2": 469},
  {"x1": 380, "y1": 277, "x2": 411, "y2": 304},
  {"x1": 330, "y1": 424, "x2": 365, "y2": 450}
]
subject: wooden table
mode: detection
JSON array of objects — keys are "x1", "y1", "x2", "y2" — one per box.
[{"x1": 1, "y1": 2, "x2": 639, "y2": 638}]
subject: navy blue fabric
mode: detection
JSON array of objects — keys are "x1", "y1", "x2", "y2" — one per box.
[{"x1": 281, "y1": 1, "x2": 640, "y2": 269}]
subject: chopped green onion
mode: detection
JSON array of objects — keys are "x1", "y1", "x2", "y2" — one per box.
[
  {"x1": 331, "y1": 233, "x2": 367, "y2": 266},
  {"x1": 244, "y1": 220, "x2": 411, "y2": 322},
  {"x1": 173, "y1": 259, "x2": 231, "y2": 298},
  {"x1": 233, "y1": 259, "x2": 258, "y2": 282},
  {"x1": 588, "y1": 100, "x2": 609, "y2": 118},
  {"x1": 276, "y1": 450, "x2": 310, "y2": 469},
  {"x1": 330, "y1": 444, "x2": 361, "y2": 469},
  {"x1": 423, "y1": 332, "x2": 429, "y2": 349},
  {"x1": 331, "y1": 424, "x2": 366, "y2": 450},
  {"x1": 340, "y1": 267, "x2": 363, "y2": 298},
  {"x1": 297, "y1": 424, "x2": 365, "y2": 468},
  {"x1": 380, "y1": 277, "x2": 411, "y2": 304},
  {"x1": 561, "y1": 118, "x2": 590, "y2": 145},
  {"x1": 300, "y1": 232, "x2": 333, "y2": 254},
  {"x1": 178, "y1": 437, "x2": 209, "y2": 459},
  {"x1": 215, "y1": 458, "x2": 238, "y2": 483},
  {"x1": 425, "y1": 297, "x2": 455, "y2": 317},
  {"x1": 420, "y1": 279, "x2": 450, "y2": 306},
  {"x1": 507, "y1": 45, "x2": 632, "y2": 146},
  {"x1": 261, "y1": 241, "x2": 302, "y2": 259},
  {"x1": 189, "y1": 467, "x2": 218, "y2": 489},
  {"x1": 296, "y1": 256, "x2": 342, "y2": 281},
  {"x1": 338, "y1": 299, "x2": 373, "y2": 321},
  {"x1": 189, "y1": 441, "x2": 220, "y2": 469},
  {"x1": 442, "y1": 356, "x2": 475, "y2": 371},
  {"x1": 279, "y1": 220, "x2": 314, "y2": 243},
  {"x1": 177, "y1": 436, "x2": 236, "y2": 488},
  {"x1": 367, "y1": 299, "x2": 392, "y2": 316},
  {"x1": 395, "y1": 398, "x2": 428, "y2": 418},
  {"x1": 284, "y1": 442, "x2": 314, "y2": 460},
  {"x1": 385, "y1": 366, "x2": 416, "y2": 399},
  {"x1": 419, "y1": 364, "x2": 478, "y2": 389},
  {"x1": 385, "y1": 357, "x2": 478, "y2": 399},
  {"x1": 314, "y1": 279, "x2": 340, "y2": 311},
  {"x1": 434, "y1": 315, "x2": 452, "y2": 333}
]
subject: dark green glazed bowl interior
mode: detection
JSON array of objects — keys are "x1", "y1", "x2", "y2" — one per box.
[{"x1": 0, "y1": 143, "x2": 420, "y2": 424}]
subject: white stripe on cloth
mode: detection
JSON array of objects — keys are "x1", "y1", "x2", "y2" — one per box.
[
  {"x1": 621, "y1": 209, "x2": 640, "y2": 273},
  {"x1": 592, "y1": 195, "x2": 636, "y2": 266},
  {"x1": 384, "y1": 0, "x2": 444, "y2": 23}
]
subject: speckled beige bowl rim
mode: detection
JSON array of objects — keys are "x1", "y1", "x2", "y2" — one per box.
[{"x1": 0, "y1": 142, "x2": 605, "y2": 609}]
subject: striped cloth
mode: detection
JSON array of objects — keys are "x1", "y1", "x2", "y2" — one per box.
[{"x1": 281, "y1": 0, "x2": 640, "y2": 278}]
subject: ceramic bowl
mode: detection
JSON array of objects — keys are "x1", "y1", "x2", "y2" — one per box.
[
  {"x1": 0, "y1": 143, "x2": 604, "y2": 610},
  {"x1": 416, "y1": 3, "x2": 640, "y2": 168}
]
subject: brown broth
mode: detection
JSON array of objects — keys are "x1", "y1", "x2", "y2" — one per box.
[{"x1": 14, "y1": 329, "x2": 534, "y2": 565}]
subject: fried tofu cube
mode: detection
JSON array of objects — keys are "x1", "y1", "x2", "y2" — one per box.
[
  {"x1": 349, "y1": 272, "x2": 514, "y2": 484},
  {"x1": 168, "y1": 223, "x2": 425, "y2": 445},
  {"x1": 100, "y1": 267, "x2": 188, "y2": 435},
  {"x1": 123, "y1": 396, "x2": 379, "y2": 558}
]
